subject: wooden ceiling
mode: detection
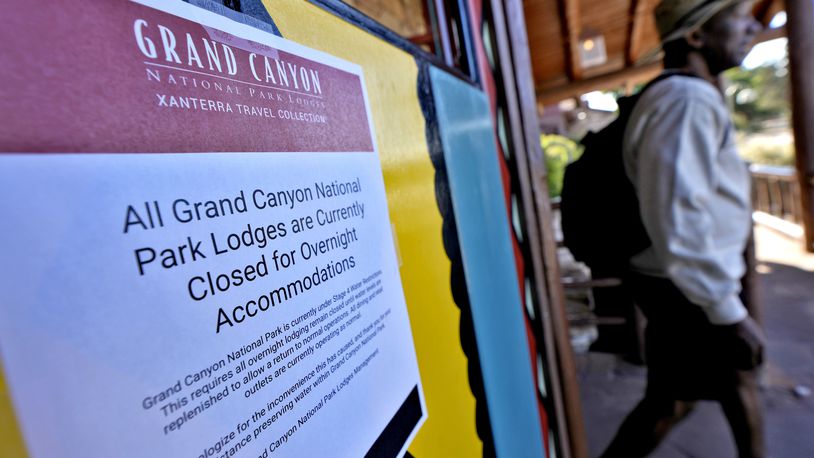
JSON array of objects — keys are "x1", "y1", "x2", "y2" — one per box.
[{"x1": 524, "y1": 0, "x2": 786, "y2": 105}]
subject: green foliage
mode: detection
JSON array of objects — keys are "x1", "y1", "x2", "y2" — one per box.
[
  {"x1": 725, "y1": 58, "x2": 790, "y2": 133},
  {"x1": 542, "y1": 134, "x2": 583, "y2": 197},
  {"x1": 724, "y1": 43, "x2": 794, "y2": 165}
]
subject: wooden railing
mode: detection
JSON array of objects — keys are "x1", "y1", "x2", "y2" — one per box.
[{"x1": 750, "y1": 164, "x2": 803, "y2": 225}]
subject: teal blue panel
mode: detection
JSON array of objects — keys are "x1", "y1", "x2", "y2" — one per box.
[{"x1": 429, "y1": 67, "x2": 545, "y2": 457}]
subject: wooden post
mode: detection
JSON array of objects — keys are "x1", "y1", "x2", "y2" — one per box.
[
  {"x1": 793, "y1": 178, "x2": 803, "y2": 225},
  {"x1": 770, "y1": 178, "x2": 782, "y2": 216},
  {"x1": 786, "y1": 0, "x2": 814, "y2": 252},
  {"x1": 496, "y1": 0, "x2": 589, "y2": 455},
  {"x1": 758, "y1": 179, "x2": 770, "y2": 214}
]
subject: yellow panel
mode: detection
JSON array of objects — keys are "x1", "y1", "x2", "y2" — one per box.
[
  {"x1": 265, "y1": 1, "x2": 483, "y2": 456},
  {"x1": 0, "y1": 363, "x2": 27, "y2": 458}
]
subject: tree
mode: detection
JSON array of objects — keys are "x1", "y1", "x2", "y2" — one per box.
[
  {"x1": 725, "y1": 55, "x2": 790, "y2": 132},
  {"x1": 542, "y1": 134, "x2": 583, "y2": 197}
]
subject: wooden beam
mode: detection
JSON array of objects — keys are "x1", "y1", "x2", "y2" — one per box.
[
  {"x1": 626, "y1": 0, "x2": 649, "y2": 66},
  {"x1": 786, "y1": 0, "x2": 814, "y2": 251},
  {"x1": 555, "y1": 0, "x2": 583, "y2": 81},
  {"x1": 536, "y1": 61, "x2": 663, "y2": 105},
  {"x1": 753, "y1": 0, "x2": 785, "y2": 27},
  {"x1": 754, "y1": 24, "x2": 786, "y2": 44},
  {"x1": 534, "y1": 20, "x2": 783, "y2": 107},
  {"x1": 408, "y1": 32, "x2": 435, "y2": 46}
]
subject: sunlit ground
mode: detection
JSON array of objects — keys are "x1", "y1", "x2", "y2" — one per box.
[
  {"x1": 755, "y1": 224, "x2": 814, "y2": 272},
  {"x1": 579, "y1": 223, "x2": 814, "y2": 457}
]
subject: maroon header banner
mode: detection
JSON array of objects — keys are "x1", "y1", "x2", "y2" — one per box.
[{"x1": 0, "y1": 1, "x2": 374, "y2": 153}]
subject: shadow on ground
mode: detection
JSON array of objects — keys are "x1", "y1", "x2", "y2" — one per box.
[{"x1": 578, "y1": 228, "x2": 814, "y2": 458}]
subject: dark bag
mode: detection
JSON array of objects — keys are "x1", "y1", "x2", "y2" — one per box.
[{"x1": 560, "y1": 75, "x2": 678, "y2": 277}]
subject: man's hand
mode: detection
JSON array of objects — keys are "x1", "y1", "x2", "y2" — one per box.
[{"x1": 719, "y1": 316, "x2": 766, "y2": 370}]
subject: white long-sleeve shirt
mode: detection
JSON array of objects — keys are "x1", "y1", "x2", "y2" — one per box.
[{"x1": 623, "y1": 75, "x2": 751, "y2": 325}]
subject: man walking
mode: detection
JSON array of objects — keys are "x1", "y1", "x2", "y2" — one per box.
[{"x1": 602, "y1": 1, "x2": 766, "y2": 456}]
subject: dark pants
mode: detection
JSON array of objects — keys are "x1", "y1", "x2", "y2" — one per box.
[{"x1": 601, "y1": 274, "x2": 764, "y2": 458}]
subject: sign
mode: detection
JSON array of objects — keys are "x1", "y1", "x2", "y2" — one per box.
[{"x1": 0, "y1": 1, "x2": 425, "y2": 457}]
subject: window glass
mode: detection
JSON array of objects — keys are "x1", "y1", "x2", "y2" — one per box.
[{"x1": 342, "y1": 0, "x2": 472, "y2": 74}]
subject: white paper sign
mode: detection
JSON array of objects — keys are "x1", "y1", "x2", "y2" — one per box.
[{"x1": 0, "y1": 1, "x2": 425, "y2": 457}]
